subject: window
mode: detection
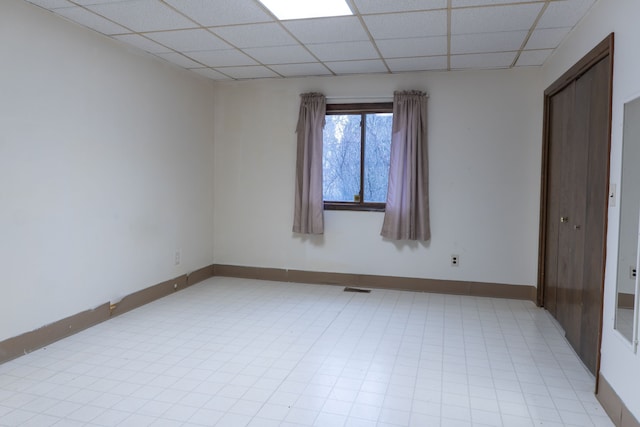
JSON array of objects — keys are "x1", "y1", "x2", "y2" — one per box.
[{"x1": 322, "y1": 103, "x2": 393, "y2": 211}]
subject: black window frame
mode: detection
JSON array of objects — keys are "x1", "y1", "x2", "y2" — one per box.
[{"x1": 323, "y1": 102, "x2": 393, "y2": 212}]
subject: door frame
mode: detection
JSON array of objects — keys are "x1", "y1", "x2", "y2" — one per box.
[{"x1": 537, "y1": 33, "x2": 614, "y2": 387}]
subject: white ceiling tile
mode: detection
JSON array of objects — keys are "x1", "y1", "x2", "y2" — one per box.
[
  {"x1": 376, "y1": 36, "x2": 447, "y2": 58},
  {"x1": 537, "y1": 0, "x2": 596, "y2": 29},
  {"x1": 112, "y1": 34, "x2": 172, "y2": 53},
  {"x1": 451, "y1": 51, "x2": 517, "y2": 69},
  {"x1": 53, "y1": 6, "x2": 130, "y2": 35},
  {"x1": 155, "y1": 51, "x2": 203, "y2": 68},
  {"x1": 387, "y1": 56, "x2": 447, "y2": 72},
  {"x1": 525, "y1": 27, "x2": 571, "y2": 50},
  {"x1": 190, "y1": 68, "x2": 233, "y2": 80},
  {"x1": 145, "y1": 29, "x2": 230, "y2": 52},
  {"x1": 451, "y1": 3, "x2": 543, "y2": 34},
  {"x1": 353, "y1": 0, "x2": 446, "y2": 14},
  {"x1": 242, "y1": 45, "x2": 316, "y2": 65},
  {"x1": 25, "y1": 0, "x2": 73, "y2": 8},
  {"x1": 451, "y1": 31, "x2": 527, "y2": 54},
  {"x1": 363, "y1": 10, "x2": 447, "y2": 39},
  {"x1": 269, "y1": 63, "x2": 333, "y2": 77},
  {"x1": 216, "y1": 66, "x2": 279, "y2": 79},
  {"x1": 186, "y1": 49, "x2": 258, "y2": 67},
  {"x1": 325, "y1": 60, "x2": 388, "y2": 75},
  {"x1": 516, "y1": 49, "x2": 553, "y2": 66},
  {"x1": 212, "y1": 23, "x2": 298, "y2": 48},
  {"x1": 86, "y1": 0, "x2": 195, "y2": 32},
  {"x1": 306, "y1": 41, "x2": 379, "y2": 62},
  {"x1": 164, "y1": 0, "x2": 274, "y2": 26},
  {"x1": 283, "y1": 16, "x2": 369, "y2": 44},
  {"x1": 453, "y1": 0, "x2": 539, "y2": 6},
  {"x1": 24, "y1": 0, "x2": 598, "y2": 78}
]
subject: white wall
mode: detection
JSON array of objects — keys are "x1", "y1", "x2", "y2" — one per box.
[
  {"x1": 542, "y1": 0, "x2": 640, "y2": 419},
  {"x1": 213, "y1": 69, "x2": 542, "y2": 287},
  {"x1": 0, "y1": 0, "x2": 215, "y2": 341}
]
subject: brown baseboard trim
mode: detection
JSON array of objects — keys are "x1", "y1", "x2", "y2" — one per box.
[
  {"x1": 0, "y1": 303, "x2": 111, "y2": 365},
  {"x1": 110, "y1": 274, "x2": 188, "y2": 317},
  {"x1": 0, "y1": 263, "x2": 534, "y2": 366},
  {"x1": 597, "y1": 373, "x2": 640, "y2": 427},
  {"x1": 187, "y1": 264, "x2": 215, "y2": 287},
  {"x1": 617, "y1": 293, "x2": 635, "y2": 309},
  {"x1": 213, "y1": 264, "x2": 536, "y2": 301},
  {"x1": 214, "y1": 264, "x2": 288, "y2": 282},
  {"x1": 0, "y1": 264, "x2": 214, "y2": 366}
]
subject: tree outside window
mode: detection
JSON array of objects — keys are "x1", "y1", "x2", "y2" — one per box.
[{"x1": 322, "y1": 103, "x2": 392, "y2": 211}]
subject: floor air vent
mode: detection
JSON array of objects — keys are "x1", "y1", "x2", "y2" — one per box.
[{"x1": 344, "y1": 287, "x2": 371, "y2": 293}]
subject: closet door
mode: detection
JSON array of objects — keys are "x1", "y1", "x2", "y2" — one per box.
[
  {"x1": 545, "y1": 79, "x2": 590, "y2": 357},
  {"x1": 543, "y1": 83, "x2": 575, "y2": 319},
  {"x1": 556, "y1": 79, "x2": 588, "y2": 354},
  {"x1": 578, "y1": 57, "x2": 610, "y2": 372},
  {"x1": 539, "y1": 35, "x2": 612, "y2": 376}
]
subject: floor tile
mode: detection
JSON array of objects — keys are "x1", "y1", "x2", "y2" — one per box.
[{"x1": 0, "y1": 278, "x2": 614, "y2": 427}]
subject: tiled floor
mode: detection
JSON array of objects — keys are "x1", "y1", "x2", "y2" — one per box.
[{"x1": 0, "y1": 277, "x2": 614, "y2": 427}]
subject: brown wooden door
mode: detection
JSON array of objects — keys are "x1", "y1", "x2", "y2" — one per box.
[
  {"x1": 557, "y1": 78, "x2": 588, "y2": 354},
  {"x1": 578, "y1": 58, "x2": 610, "y2": 372},
  {"x1": 544, "y1": 84, "x2": 575, "y2": 319},
  {"x1": 540, "y1": 37, "x2": 612, "y2": 376}
]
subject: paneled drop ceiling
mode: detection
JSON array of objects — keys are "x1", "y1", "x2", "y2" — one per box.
[{"x1": 24, "y1": 0, "x2": 596, "y2": 81}]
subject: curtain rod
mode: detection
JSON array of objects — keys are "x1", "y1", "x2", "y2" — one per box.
[
  {"x1": 326, "y1": 95, "x2": 392, "y2": 99},
  {"x1": 326, "y1": 94, "x2": 429, "y2": 100}
]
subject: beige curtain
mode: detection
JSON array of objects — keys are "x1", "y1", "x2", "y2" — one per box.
[
  {"x1": 381, "y1": 91, "x2": 430, "y2": 241},
  {"x1": 293, "y1": 93, "x2": 326, "y2": 234}
]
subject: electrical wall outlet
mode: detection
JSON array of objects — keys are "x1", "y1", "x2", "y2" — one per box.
[
  {"x1": 630, "y1": 266, "x2": 637, "y2": 280},
  {"x1": 451, "y1": 254, "x2": 460, "y2": 267},
  {"x1": 174, "y1": 249, "x2": 181, "y2": 266}
]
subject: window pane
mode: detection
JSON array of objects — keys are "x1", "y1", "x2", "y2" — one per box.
[
  {"x1": 323, "y1": 114, "x2": 361, "y2": 202},
  {"x1": 364, "y1": 113, "x2": 392, "y2": 203}
]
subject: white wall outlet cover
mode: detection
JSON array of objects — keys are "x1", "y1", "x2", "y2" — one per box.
[{"x1": 451, "y1": 255, "x2": 460, "y2": 266}]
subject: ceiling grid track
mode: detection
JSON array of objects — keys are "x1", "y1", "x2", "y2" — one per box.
[
  {"x1": 248, "y1": 0, "x2": 337, "y2": 77},
  {"x1": 346, "y1": 0, "x2": 392, "y2": 75},
  {"x1": 158, "y1": 0, "x2": 278, "y2": 78},
  {"x1": 510, "y1": 0, "x2": 552, "y2": 68},
  {"x1": 23, "y1": 0, "x2": 598, "y2": 81}
]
